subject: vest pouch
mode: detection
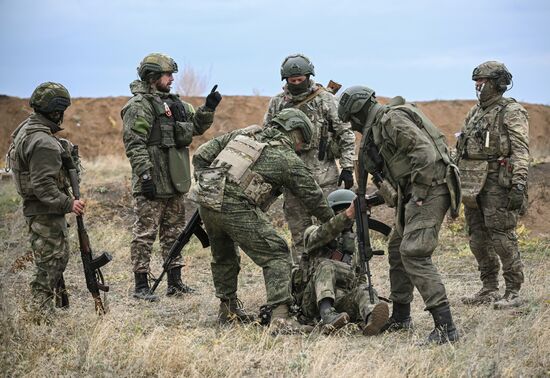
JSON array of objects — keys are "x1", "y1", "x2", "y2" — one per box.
[
  {"x1": 242, "y1": 171, "x2": 273, "y2": 209},
  {"x1": 174, "y1": 121, "x2": 193, "y2": 148},
  {"x1": 445, "y1": 163, "x2": 462, "y2": 218},
  {"x1": 187, "y1": 167, "x2": 226, "y2": 211},
  {"x1": 457, "y1": 159, "x2": 488, "y2": 209},
  {"x1": 160, "y1": 121, "x2": 176, "y2": 148},
  {"x1": 168, "y1": 147, "x2": 191, "y2": 193},
  {"x1": 13, "y1": 171, "x2": 31, "y2": 198},
  {"x1": 497, "y1": 158, "x2": 513, "y2": 189}
]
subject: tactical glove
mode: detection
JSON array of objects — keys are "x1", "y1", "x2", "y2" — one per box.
[
  {"x1": 141, "y1": 173, "x2": 156, "y2": 200},
  {"x1": 507, "y1": 184, "x2": 524, "y2": 211},
  {"x1": 338, "y1": 169, "x2": 354, "y2": 189},
  {"x1": 205, "y1": 85, "x2": 222, "y2": 111}
]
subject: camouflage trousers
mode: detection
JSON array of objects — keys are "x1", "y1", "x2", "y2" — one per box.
[
  {"x1": 388, "y1": 185, "x2": 450, "y2": 310},
  {"x1": 283, "y1": 158, "x2": 339, "y2": 263},
  {"x1": 199, "y1": 204, "x2": 293, "y2": 306},
  {"x1": 26, "y1": 214, "x2": 70, "y2": 309},
  {"x1": 300, "y1": 258, "x2": 378, "y2": 322},
  {"x1": 130, "y1": 194, "x2": 185, "y2": 273},
  {"x1": 464, "y1": 174, "x2": 524, "y2": 293}
]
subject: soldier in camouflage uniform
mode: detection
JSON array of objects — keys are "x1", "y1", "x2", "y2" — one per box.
[
  {"x1": 456, "y1": 61, "x2": 529, "y2": 309},
  {"x1": 190, "y1": 108, "x2": 333, "y2": 332},
  {"x1": 121, "y1": 53, "x2": 221, "y2": 301},
  {"x1": 263, "y1": 54, "x2": 356, "y2": 262},
  {"x1": 296, "y1": 189, "x2": 390, "y2": 335},
  {"x1": 8, "y1": 82, "x2": 85, "y2": 314},
  {"x1": 338, "y1": 86, "x2": 460, "y2": 344}
]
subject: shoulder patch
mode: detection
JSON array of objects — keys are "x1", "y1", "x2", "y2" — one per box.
[{"x1": 131, "y1": 116, "x2": 151, "y2": 135}]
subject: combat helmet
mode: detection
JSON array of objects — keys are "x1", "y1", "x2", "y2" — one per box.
[
  {"x1": 338, "y1": 86, "x2": 376, "y2": 123},
  {"x1": 271, "y1": 108, "x2": 313, "y2": 144},
  {"x1": 472, "y1": 61, "x2": 512, "y2": 91},
  {"x1": 138, "y1": 53, "x2": 178, "y2": 81},
  {"x1": 280, "y1": 54, "x2": 315, "y2": 80},
  {"x1": 29, "y1": 82, "x2": 71, "y2": 113},
  {"x1": 327, "y1": 189, "x2": 355, "y2": 212}
]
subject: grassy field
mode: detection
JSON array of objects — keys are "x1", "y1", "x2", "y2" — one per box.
[{"x1": 1, "y1": 157, "x2": 549, "y2": 377}]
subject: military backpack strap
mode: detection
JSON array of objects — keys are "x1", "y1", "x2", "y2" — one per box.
[
  {"x1": 291, "y1": 85, "x2": 326, "y2": 109},
  {"x1": 497, "y1": 99, "x2": 513, "y2": 157}
]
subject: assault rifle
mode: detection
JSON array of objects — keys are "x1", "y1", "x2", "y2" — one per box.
[
  {"x1": 67, "y1": 149, "x2": 112, "y2": 314},
  {"x1": 356, "y1": 132, "x2": 392, "y2": 304},
  {"x1": 149, "y1": 210, "x2": 210, "y2": 295}
]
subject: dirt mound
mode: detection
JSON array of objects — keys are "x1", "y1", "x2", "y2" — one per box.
[{"x1": 1, "y1": 95, "x2": 549, "y2": 160}]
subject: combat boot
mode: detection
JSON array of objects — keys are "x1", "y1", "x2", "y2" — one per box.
[
  {"x1": 363, "y1": 302, "x2": 390, "y2": 336},
  {"x1": 426, "y1": 304, "x2": 459, "y2": 344},
  {"x1": 218, "y1": 298, "x2": 256, "y2": 324},
  {"x1": 380, "y1": 302, "x2": 413, "y2": 333},
  {"x1": 320, "y1": 307, "x2": 350, "y2": 333},
  {"x1": 166, "y1": 267, "x2": 196, "y2": 296},
  {"x1": 461, "y1": 287, "x2": 500, "y2": 305},
  {"x1": 494, "y1": 291, "x2": 524, "y2": 310},
  {"x1": 133, "y1": 272, "x2": 159, "y2": 302},
  {"x1": 270, "y1": 304, "x2": 313, "y2": 335}
]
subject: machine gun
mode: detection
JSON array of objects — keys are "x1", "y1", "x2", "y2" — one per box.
[
  {"x1": 149, "y1": 210, "x2": 210, "y2": 295},
  {"x1": 67, "y1": 147, "x2": 112, "y2": 314}
]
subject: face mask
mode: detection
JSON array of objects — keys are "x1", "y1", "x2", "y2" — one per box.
[
  {"x1": 287, "y1": 78, "x2": 309, "y2": 95},
  {"x1": 476, "y1": 80, "x2": 500, "y2": 103}
]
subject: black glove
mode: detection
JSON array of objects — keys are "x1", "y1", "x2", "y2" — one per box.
[
  {"x1": 338, "y1": 169, "x2": 354, "y2": 189},
  {"x1": 507, "y1": 184, "x2": 525, "y2": 211},
  {"x1": 205, "y1": 84, "x2": 222, "y2": 111},
  {"x1": 141, "y1": 173, "x2": 156, "y2": 200}
]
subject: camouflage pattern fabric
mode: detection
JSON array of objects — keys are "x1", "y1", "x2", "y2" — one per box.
[
  {"x1": 298, "y1": 212, "x2": 379, "y2": 322},
  {"x1": 27, "y1": 214, "x2": 70, "y2": 310},
  {"x1": 130, "y1": 194, "x2": 185, "y2": 273},
  {"x1": 365, "y1": 106, "x2": 451, "y2": 311},
  {"x1": 264, "y1": 79, "x2": 356, "y2": 260},
  {"x1": 192, "y1": 126, "x2": 334, "y2": 307},
  {"x1": 121, "y1": 80, "x2": 214, "y2": 197},
  {"x1": 457, "y1": 95, "x2": 528, "y2": 294}
]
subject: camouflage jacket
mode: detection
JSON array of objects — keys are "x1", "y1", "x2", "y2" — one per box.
[
  {"x1": 457, "y1": 96, "x2": 529, "y2": 187},
  {"x1": 368, "y1": 105, "x2": 448, "y2": 201},
  {"x1": 192, "y1": 127, "x2": 334, "y2": 222},
  {"x1": 121, "y1": 80, "x2": 214, "y2": 197},
  {"x1": 263, "y1": 79, "x2": 356, "y2": 174},
  {"x1": 8, "y1": 113, "x2": 73, "y2": 216},
  {"x1": 305, "y1": 212, "x2": 355, "y2": 259}
]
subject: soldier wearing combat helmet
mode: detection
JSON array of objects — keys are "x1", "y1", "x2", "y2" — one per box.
[
  {"x1": 338, "y1": 85, "x2": 460, "y2": 344},
  {"x1": 7, "y1": 82, "x2": 84, "y2": 315},
  {"x1": 190, "y1": 108, "x2": 333, "y2": 333},
  {"x1": 263, "y1": 54, "x2": 356, "y2": 262},
  {"x1": 456, "y1": 61, "x2": 529, "y2": 309},
  {"x1": 121, "y1": 53, "x2": 222, "y2": 301}
]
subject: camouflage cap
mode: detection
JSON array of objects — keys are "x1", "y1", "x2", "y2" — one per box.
[
  {"x1": 138, "y1": 53, "x2": 178, "y2": 80},
  {"x1": 29, "y1": 82, "x2": 71, "y2": 113},
  {"x1": 338, "y1": 86, "x2": 376, "y2": 123},
  {"x1": 271, "y1": 108, "x2": 313, "y2": 144},
  {"x1": 280, "y1": 54, "x2": 315, "y2": 80},
  {"x1": 327, "y1": 189, "x2": 355, "y2": 209},
  {"x1": 472, "y1": 61, "x2": 512, "y2": 85}
]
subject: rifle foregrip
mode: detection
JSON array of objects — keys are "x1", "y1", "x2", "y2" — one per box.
[{"x1": 68, "y1": 169, "x2": 80, "y2": 199}]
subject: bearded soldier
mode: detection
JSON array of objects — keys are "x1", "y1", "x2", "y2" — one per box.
[
  {"x1": 8, "y1": 82, "x2": 84, "y2": 314},
  {"x1": 190, "y1": 108, "x2": 333, "y2": 333},
  {"x1": 338, "y1": 86, "x2": 461, "y2": 344},
  {"x1": 296, "y1": 189, "x2": 390, "y2": 335},
  {"x1": 121, "y1": 53, "x2": 221, "y2": 301},
  {"x1": 263, "y1": 54, "x2": 356, "y2": 262},
  {"x1": 456, "y1": 61, "x2": 529, "y2": 309}
]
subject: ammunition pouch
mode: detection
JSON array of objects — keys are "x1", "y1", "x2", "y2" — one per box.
[
  {"x1": 497, "y1": 158, "x2": 514, "y2": 189},
  {"x1": 187, "y1": 167, "x2": 227, "y2": 211}
]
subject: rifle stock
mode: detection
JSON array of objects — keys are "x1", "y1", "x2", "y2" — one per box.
[
  {"x1": 68, "y1": 160, "x2": 112, "y2": 315},
  {"x1": 149, "y1": 210, "x2": 210, "y2": 294}
]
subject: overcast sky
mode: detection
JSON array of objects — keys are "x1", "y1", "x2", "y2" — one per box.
[{"x1": 1, "y1": 0, "x2": 549, "y2": 104}]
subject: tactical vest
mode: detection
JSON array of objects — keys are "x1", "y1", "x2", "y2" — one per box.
[
  {"x1": 7, "y1": 121, "x2": 70, "y2": 213},
  {"x1": 142, "y1": 94, "x2": 193, "y2": 193},
  {"x1": 457, "y1": 98, "x2": 515, "y2": 208},
  {"x1": 371, "y1": 101, "x2": 461, "y2": 216}
]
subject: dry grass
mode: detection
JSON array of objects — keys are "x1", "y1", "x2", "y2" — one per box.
[{"x1": 1, "y1": 156, "x2": 549, "y2": 377}]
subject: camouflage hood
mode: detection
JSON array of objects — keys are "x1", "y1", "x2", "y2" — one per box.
[{"x1": 129, "y1": 80, "x2": 173, "y2": 99}]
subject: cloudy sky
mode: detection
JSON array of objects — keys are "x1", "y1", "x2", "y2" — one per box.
[{"x1": 1, "y1": 0, "x2": 548, "y2": 104}]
